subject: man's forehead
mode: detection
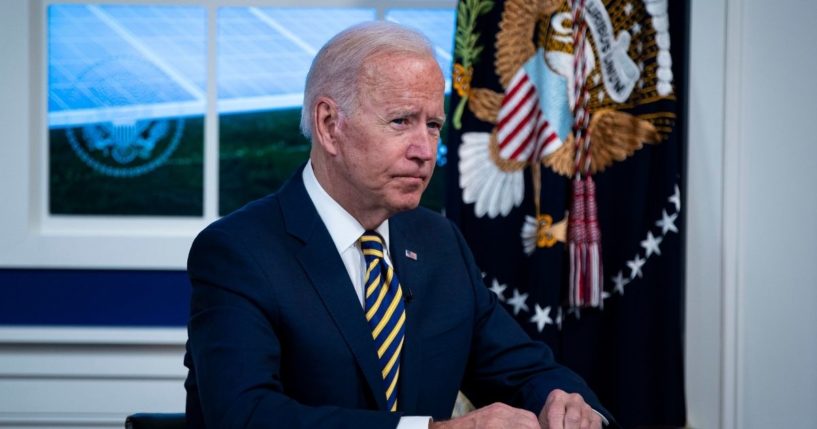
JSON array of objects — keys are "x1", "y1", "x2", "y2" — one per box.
[
  {"x1": 366, "y1": 83, "x2": 446, "y2": 115},
  {"x1": 361, "y1": 52, "x2": 442, "y2": 81}
]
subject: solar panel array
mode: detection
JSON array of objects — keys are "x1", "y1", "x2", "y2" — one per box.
[
  {"x1": 217, "y1": 7, "x2": 376, "y2": 113},
  {"x1": 48, "y1": 5, "x2": 456, "y2": 127},
  {"x1": 386, "y1": 9, "x2": 456, "y2": 81},
  {"x1": 48, "y1": 5, "x2": 206, "y2": 126}
]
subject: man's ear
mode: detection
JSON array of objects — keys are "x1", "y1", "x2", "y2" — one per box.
[{"x1": 313, "y1": 97, "x2": 341, "y2": 156}]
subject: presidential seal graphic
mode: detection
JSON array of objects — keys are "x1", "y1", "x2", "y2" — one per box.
[
  {"x1": 453, "y1": 0, "x2": 677, "y2": 309},
  {"x1": 65, "y1": 57, "x2": 185, "y2": 178}
]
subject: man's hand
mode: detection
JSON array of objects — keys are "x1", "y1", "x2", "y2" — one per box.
[
  {"x1": 429, "y1": 402, "x2": 541, "y2": 429},
  {"x1": 538, "y1": 389, "x2": 602, "y2": 429}
]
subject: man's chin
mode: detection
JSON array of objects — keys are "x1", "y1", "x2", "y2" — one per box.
[{"x1": 388, "y1": 194, "x2": 423, "y2": 213}]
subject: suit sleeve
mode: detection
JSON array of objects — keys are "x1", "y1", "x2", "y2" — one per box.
[
  {"x1": 448, "y1": 222, "x2": 616, "y2": 425},
  {"x1": 186, "y1": 227, "x2": 400, "y2": 429}
]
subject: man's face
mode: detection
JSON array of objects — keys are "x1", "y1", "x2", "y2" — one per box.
[{"x1": 331, "y1": 53, "x2": 445, "y2": 219}]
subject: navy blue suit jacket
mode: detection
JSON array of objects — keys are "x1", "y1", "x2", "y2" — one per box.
[{"x1": 184, "y1": 167, "x2": 612, "y2": 428}]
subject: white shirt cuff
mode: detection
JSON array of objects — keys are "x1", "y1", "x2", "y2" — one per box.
[{"x1": 397, "y1": 416, "x2": 432, "y2": 429}]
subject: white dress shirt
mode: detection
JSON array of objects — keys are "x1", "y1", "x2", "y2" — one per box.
[{"x1": 302, "y1": 160, "x2": 431, "y2": 429}]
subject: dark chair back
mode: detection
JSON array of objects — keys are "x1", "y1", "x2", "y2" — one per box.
[{"x1": 125, "y1": 413, "x2": 185, "y2": 429}]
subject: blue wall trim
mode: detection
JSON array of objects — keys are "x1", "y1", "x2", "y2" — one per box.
[{"x1": 0, "y1": 269, "x2": 190, "y2": 327}]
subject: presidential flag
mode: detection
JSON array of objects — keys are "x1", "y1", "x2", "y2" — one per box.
[{"x1": 445, "y1": 0, "x2": 687, "y2": 426}]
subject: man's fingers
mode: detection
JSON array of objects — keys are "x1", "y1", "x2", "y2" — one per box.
[
  {"x1": 563, "y1": 401, "x2": 582, "y2": 428},
  {"x1": 590, "y1": 408, "x2": 603, "y2": 429},
  {"x1": 482, "y1": 402, "x2": 539, "y2": 429},
  {"x1": 563, "y1": 393, "x2": 586, "y2": 429},
  {"x1": 546, "y1": 401, "x2": 566, "y2": 429},
  {"x1": 589, "y1": 409, "x2": 603, "y2": 429},
  {"x1": 542, "y1": 389, "x2": 567, "y2": 429},
  {"x1": 579, "y1": 403, "x2": 601, "y2": 429},
  {"x1": 432, "y1": 402, "x2": 540, "y2": 428},
  {"x1": 577, "y1": 404, "x2": 598, "y2": 429},
  {"x1": 541, "y1": 389, "x2": 603, "y2": 429}
]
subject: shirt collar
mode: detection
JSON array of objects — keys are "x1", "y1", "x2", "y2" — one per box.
[{"x1": 302, "y1": 160, "x2": 390, "y2": 254}]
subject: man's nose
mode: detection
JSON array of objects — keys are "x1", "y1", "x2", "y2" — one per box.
[{"x1": 406, "y1": 128, "x2": 436, "y2": 162}]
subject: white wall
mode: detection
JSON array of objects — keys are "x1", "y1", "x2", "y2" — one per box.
[
  {"x1": 686, "y1": 0, "x2": 817, "y2": 428},
  {"x1": 736, "y1": 0, "x2": 817, "y2": 427},
  {"x1": 685, "y1": 0, "x2": 727, "y2": 426},
  {"x1": 0, "y1": 328, "x2": 186, "y2": 428},
  {"x1": 2, "y1": 0, "x2": 817, "y2": 427}
]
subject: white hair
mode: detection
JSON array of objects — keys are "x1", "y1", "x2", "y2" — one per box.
[{"x1": 299, "y1": 21, "x2": 438, "y2": 140}]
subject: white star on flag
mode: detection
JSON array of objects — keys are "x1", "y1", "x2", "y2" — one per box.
[
  {"x1": 507, "y1": 289, "x2": 529, "y2": 315},
  {"x1": 656, "y1": 209, "x2": 679, "y2": 234},
  {"x1": 641, "y1": 231, "x2": 663, "y2": 258},
  {"x1": 627, "y1": 254, "x2": 646, "y2": 279},
  {"x1": 489, "y1": 279, "x2": 507, "y2": 302},
  {"x1": 623, "y1": 2, "x2": 634, "y2": 15},
  {"x1": 530, "y1": 304, "x2": 553, "y2": 332},
  {"x1": 612, "y1": 271, "x2": 629, "y2": 295},
  {"x1": 669, "y1": 185, "x2": 681, "y2": 212}
]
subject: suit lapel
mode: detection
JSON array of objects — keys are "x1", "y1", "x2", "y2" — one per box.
[
  {"x1": 389, "y1": 216, "x2": 423, "y2": 413},
  {"x1": 279, "y1": 167, "x2": 387, "y2": 411}
]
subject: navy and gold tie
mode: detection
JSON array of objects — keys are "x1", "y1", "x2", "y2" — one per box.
[{"x1": 360, "y1": 231, "x2": 406, "y2": 412}]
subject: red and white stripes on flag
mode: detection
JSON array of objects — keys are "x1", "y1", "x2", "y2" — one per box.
[{"x1": 496, "y1": 68, "x2": 562, "y2": 163}]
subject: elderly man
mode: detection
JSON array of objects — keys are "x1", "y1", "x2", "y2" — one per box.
[{"x1": 184, "y1": 21, "x2": 613, "y2": 429}]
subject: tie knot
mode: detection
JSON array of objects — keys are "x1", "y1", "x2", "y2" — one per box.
[{"x1": 360, "y1": 230, "x2": 385, "y2": 253}]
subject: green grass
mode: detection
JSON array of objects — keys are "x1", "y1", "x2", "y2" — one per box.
[{"x1": 219, "y1": 109, "x2": 311, "y2": 215}]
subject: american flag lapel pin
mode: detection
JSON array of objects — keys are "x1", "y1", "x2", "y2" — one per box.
[{"x1": 404, "y1": 249, "x2": 418, "y2": 261}]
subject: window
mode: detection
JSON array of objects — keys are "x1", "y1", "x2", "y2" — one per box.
[
  {"x1": 48, "y1": 5, "x2": 206, "y2": 215},
  {"x1": 1, "y1": 1, "x2": 456, "y2": 268}
]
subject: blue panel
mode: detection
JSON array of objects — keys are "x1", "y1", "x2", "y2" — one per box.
[
  {"x1": 385, "y1": 9, "x2": 457, "y2": 82},
  {"x1": 217, "y1": 7, "x2": 375, "y2": 107},
  {"x1": 262, "y1": 8, "x2": 377, "y2": 53},
  {"x1": 217, "y1": 7, "x2": 311, "y2": 100},
  {"x1": 47, "y1": 4, "x2": 205, "y2": 124},
  {"x1": 99, "y1": 5, "x2": 207, "y2": 92},
  {"x1": 0, "y1": 270, "x2": 190, "y2": 327}
]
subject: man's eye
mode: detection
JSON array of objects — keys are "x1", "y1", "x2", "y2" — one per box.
[
  {"x1": 391, "y1": 118, "x2": 408, "y2": 125},
  {"x1": 427, "y1": 121, "x2": 442, "y2": 131}
]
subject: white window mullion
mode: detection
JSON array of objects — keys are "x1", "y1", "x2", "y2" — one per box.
[{"x1": 204, "y1": 3, "x2": 219, "y2": 221}]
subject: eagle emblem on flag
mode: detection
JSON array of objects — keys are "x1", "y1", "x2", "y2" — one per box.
[
  {"x1": 447, "y1": 0, "x2": 688, "y2": 422},
  {"x1": 454, "y1": 0, "x2": 675, "y2": 262}
]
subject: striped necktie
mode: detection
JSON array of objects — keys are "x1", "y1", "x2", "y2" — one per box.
[{"x1": 360, "y1": 230, "x2": 406, "y2": 412}]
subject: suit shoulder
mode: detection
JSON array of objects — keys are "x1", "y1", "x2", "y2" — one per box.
[
  {"x1": 200, "y1": 193, "x2": 283, "y2": 239},
  {"x1": 392, "y1": 207, "x2": 459, "y2": 239},
  {"x1": 188, "y1": 192, "x2": 293, "y2": 277},
  {"x1": 393, "y1": 206, "x2": 446, "y2": 225}
]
